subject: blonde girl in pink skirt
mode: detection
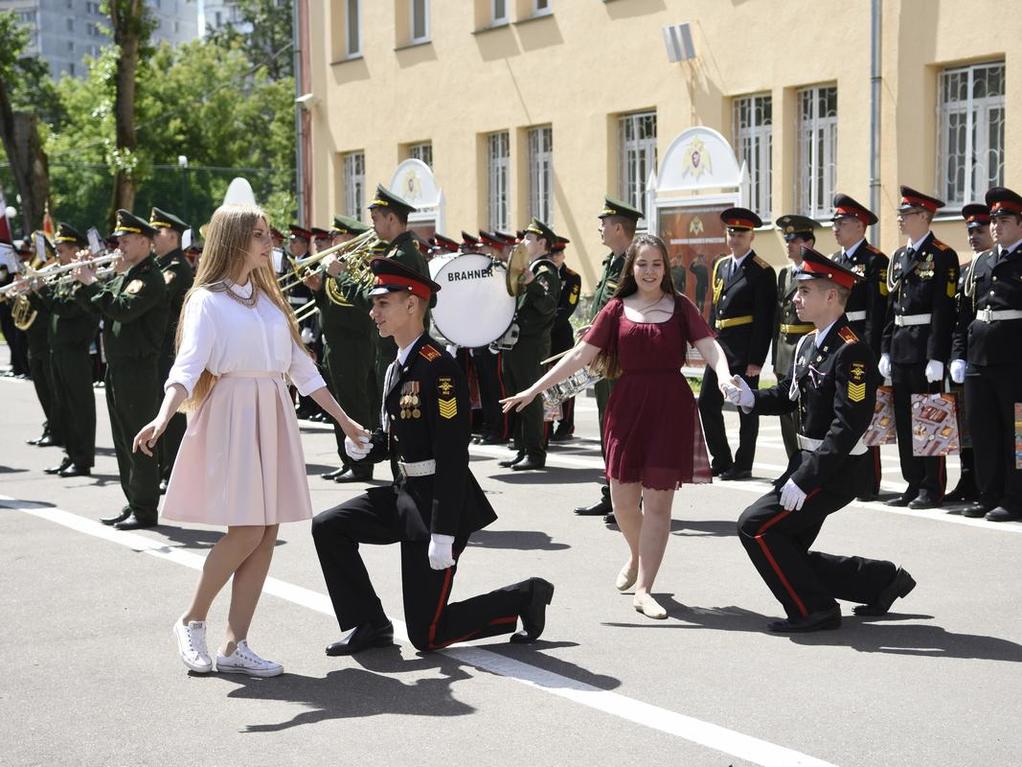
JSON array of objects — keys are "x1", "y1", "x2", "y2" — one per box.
[{"x1": 133, "y1": 204, "x2": 368, "y2": 678}]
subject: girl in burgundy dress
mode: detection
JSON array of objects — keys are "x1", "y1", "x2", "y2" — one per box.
[{"x1": 503, "y1": 234, "x2": 731, "y2": 619}]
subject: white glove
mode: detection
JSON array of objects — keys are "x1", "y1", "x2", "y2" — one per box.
[
  {"x1": 878, "y1": 353, "x2": 891, "y2": 379},
  {"x1": 300, "y1": 326, "x2": 315, "y2": 344},
  {"x1": 924, "y1": 359, "x2": 944, "y2": 383},
  {"x1": 344, "y1": 433, "x2": 371, "y2": 460},
  {"x1": 779, "y1": 478, "x2": 808, "y2": 511},
  {"x1": 723, "y1": 375, "x2": 755, "y2": 409},
  {"x1": 949, "y1": 359, "x2": 966, "y2": 384},
  {"x1": 428, "y1": 534, "x2": 456, "y2": 570}
]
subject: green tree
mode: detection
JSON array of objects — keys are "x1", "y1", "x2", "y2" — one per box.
[{"x1": 207, "y1": 0, "x2": 294, "y2": 81}]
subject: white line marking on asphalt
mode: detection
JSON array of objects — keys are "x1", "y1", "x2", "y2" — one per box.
[{"x1": 0, "y1": 496, "x2": 836, "y2": 767}]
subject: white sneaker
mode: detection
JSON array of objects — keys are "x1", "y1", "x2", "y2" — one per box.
[
  {"x1": 173, "y1": 620, "x2": 213, "y2": 673},
  {"x1": 216, "y1": 640, "x2": 283, "y2": 678}
]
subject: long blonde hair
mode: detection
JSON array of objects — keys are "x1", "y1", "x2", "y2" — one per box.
[{"x1": 175, "y1": 203, "x2": 308, "y2": 411}]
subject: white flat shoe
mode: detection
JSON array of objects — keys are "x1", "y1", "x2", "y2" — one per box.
[
  {"x1": 174, "y1": 620, "x2": 213, "y2": 673},
  {"x1": 615, "y1": 562, "x2": 637, "y2": 592},
  {"x1": 633, "y1": 592, "x2": 667, "y2": 620},
  {"x1": 216, "y1": 640, "x2": 283, "y2": 678}
]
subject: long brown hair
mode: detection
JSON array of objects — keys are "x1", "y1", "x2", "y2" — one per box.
[
  {"x1": 612, "y1": 233, "x2": 678, "y2": 299},
  {"x1": 175, "y1": 203, "x2": 308, "y2": 411}
]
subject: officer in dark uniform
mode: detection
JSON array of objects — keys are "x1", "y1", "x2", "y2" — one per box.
[
  {"x1": 75, "y1": 210, "x2": 169, "y2": 530},
  {"x1": 944, "y1": 203, "x2": 991, "y2": 505},
  {"x1": 0, "y1": 239, "x2": 30, "y2": 380},
  {"x1": 689, "y1": 253, "x2": 710, "y2": 314},
  {"x1": 499, "y1": 218, "x2": 560, "y2": 471},
  {"x1": 951, "y1": 187, "x2": 1022, "y2": 522},
  {"x1": 312, "y1": 258, "x2": 554, "y2": 655},
  {"x1": 549, "y1": 235, "x2": 581, "y2": 441},
  {"x1": 772, "y1": 214, "x2": 818, "y2": 458},
  {"x1": 829, "y1": 193, "x2": 889, "y2": 501},
  {"x1": 880, "y1": 187, "x2": 959, "y2": 509},
  {"x1": 29, "y1": 224, "x2": 99, "y2": 477},
  {"x1": 574, "y1": 197, "x2": 642, "y2": 518},
  {"x1": 471, "y1": 230, "x2": 513, "y2": 445},
  {"x1": 149, "y1": 207, "x2": 194, "y2": 492},
  {"x1": 308, "y1": 214, "x2": 378, "y2": 483},
  {"x1": 728, "y1": 248, "x2": 915, "y2": 632},
  {"x1": 699, "y1": 207, "x2": 777, "y2": 481}
]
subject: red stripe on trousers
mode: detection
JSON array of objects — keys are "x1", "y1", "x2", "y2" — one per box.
[
  {"x1": 429, "y1": 615, "x2": 518, "y2": 650},
  {"x1": 427, "y1": 567, "x2": 454, "y2": 649},
  {"x1": 753, "y1": 489, "x2": 820, "y2": 619}
]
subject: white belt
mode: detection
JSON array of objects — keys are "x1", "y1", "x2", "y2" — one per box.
[
  {"x1": 976, "y1": 307, "x2": 1022, "y2": 323},
  {"x1": 797, "y1": 434, "x2": 868, "y2": 456},
  {"x1": 289, "y1": 296, "x2": 309, "y2": 306},
  {"x1": 845, "y1": 310, "x2": 867, "y2": 322},
  {"x1": 894, "y1": 313, "x2": 931, "y2": 327},
  {"x1": 399, "y1": 459, "x2": 436, "y2": 477}
]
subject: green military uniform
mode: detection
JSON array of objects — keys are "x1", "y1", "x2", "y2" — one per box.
[
  {"x1": 772, "y1": 215, "x2": 819, "y2": 458},
  {"x1": 78, "y1": 210, "x2": 169, "y2": 527},
  {"x1": 149, "y1": 207, "x2": 195, "y2": 485},
  {"x1": 23, "y1": 235, "x2": 62, "y2": 453},
  {"x1": 319, "y1": 215, "x2": 378, "y2": 481},
  {"x1": 502, "y1": 219, "x2": 560, "y2": 469}
]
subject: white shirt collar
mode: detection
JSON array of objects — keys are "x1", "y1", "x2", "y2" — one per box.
[
  {"x1": 732, "y1": 249, "x2": 752, "y2": 267},
  {"x1": 908, "y1": 232, "x2": 931, "y2": 252},
  {"x1": 815, "y1": 319, "x2": 838, "y2": 348},
  {"x1": 1000, "y1": 238, "x2": 1022, "y2": 255},
  {"x1": 396, "y1": 334, "x2": 424, "y2": 366},
  {"x1": 844, "y1": 238, "x2": 865, "y2": 258}
]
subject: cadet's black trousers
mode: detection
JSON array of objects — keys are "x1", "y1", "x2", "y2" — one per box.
[
  {"x1": 51, "y1": 345, "x2": 96, "y2": 467},
  {"x1": 965, "y1": 363, "x2": 1022, "y2": 513},
  {"x1": 699, "y1": 367, "x2": 760, "y2": 472},
  {"x1": 472, "y1": 347, "x2": 508, "y2": 440},
  {"x1": 890, "y1": 362, "x2": 945, "y2": 498},
  {"x1": 28, "y1": 340, "x2": 61, "y2": 440},
  {"x1": 105, "y1": 358, "x2": 161, "y2": 518},
  {"x1": 738, "y1": 453, "x2": 896, "y2": 619},
  {"x1": 312, "y1": 492, "x2": 528, "y2": 651}
]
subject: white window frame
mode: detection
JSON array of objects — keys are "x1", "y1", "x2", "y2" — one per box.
[
  {"x1": 533, "y1": 0, "x2": 552, "y2": 17},
  {"x1": 796, "y1": 85, "x2": 838, "y2": 220},
  {"x1": 618, "y1": 111, "x2": 657, "y2": 225},
  {"x1": 937, "y1": 61, "x2": 1005, "y2": 208},
  {"x1": 491, "y1": 0, "x2": 508, "y2": 25},
  {"x1": 345, "y1": 0, "x2": 361, "y2": 58},
  {"x1": 342, "y1": 151, "x2": 366, "y2": 220},
  {"x1": 410, "y1": 0, "x2": 430, "y2": 44},
  {"x1": 408, "y1": 141, "x2": 433, "y2": 168},
  {"x1": 528, "y1": 126, "x2": 554, "y2": 225},
  {"x1": 732, "y1": 93, "x2": 772, "y2": 220},
  {"x1": 487, "y1": 132, "x2": 510, "y2": 232}
]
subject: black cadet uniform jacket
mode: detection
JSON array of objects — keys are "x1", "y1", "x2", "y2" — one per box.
[
  {"x1": 752, "y1": 319, "x2": 881, "y2": 494},
  {"x1": 515, "y1": 258, "x2": 560, "y2": 341},
  {"x1": 368, "y1": 334, "x2": 497, "y2": 542},
  {"x1": 710, "y1": 250, "x2": 777, "y2": 370},
  {"x1": 881, "y1": 233, "x2": 959, "y2": 365},
  {"x1": 952, "y1": 242, "x2": 1022, "y2": 367},
  {"x1": 830, "y1": 241, "x2": 889, "y2": 357},
  {"x1": 156, "y1": 248, "x2": 195, "y2": 361}
]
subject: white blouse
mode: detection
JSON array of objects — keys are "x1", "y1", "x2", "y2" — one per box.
[{"x1": 165, "y1": 281, "x2": 325, "y2": 398}]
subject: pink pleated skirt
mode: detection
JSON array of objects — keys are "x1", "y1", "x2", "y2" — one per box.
[{"x1": 162, "y1": 371, "x2": 313, "y2": 526}]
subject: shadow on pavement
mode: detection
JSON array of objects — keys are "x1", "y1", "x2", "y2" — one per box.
[
  {"x1": 670, "y1": 518, "x2": 737, "y2": 537},
  {"x1": 151, "y1": 526, "x2": 286, "y2": 550},
  {"x1": 0, "y1": 465, "x2": 27, "y2": 474},
  {"x1": 467, "y1": 529, "x2": 569, "y2": 551},
  {"x1": 482, "y1": 640, "x2": 621, "y2": 692},
  {"x1": 492, "y1": 467, "x2": 604, "y2": 485}
]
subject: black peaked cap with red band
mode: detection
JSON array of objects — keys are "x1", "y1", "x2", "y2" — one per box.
[
  {"x1": 796, "y1": 246, "x2": 862, "y2": 290},
  {"x1": 289, "y1": 225, "x2": 312, "y2": 242},
  {"x1": 898, "y1": 186, "x2": 944, "y2": 214},
  {"x1": 985, "y1": 186, "x2": 1022, "y2": 218},
  {"x1": 431, "y1": 233, "x2": 460, "y2": 254},
  {"x1": 832, "y1": 193, "x2": 878, "y2": 226},
  {"x1": 369, "y1": 257, "x2": 441, "y2": 301},
  {"x1": 961, "y1": 203, "x2": 991, "y2": 229},
  {"x1": 720, "y1": 207, "x2": 762, "y2": 230}
]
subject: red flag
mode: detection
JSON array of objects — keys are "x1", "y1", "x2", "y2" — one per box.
[{"x1": 0, "y1": 189, "x2": 11, "y2": 244}]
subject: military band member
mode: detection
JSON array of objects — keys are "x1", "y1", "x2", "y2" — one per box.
[
  {"x1": 880, "y1": 187, "x2": 959, "y2": 509},
  {"x1": 30, "y1": 224, "x2": 99, "y2": 477},
  {"x1": 471, "y1": 230, "x2": 513, "y2": 445},
  {"x1": 312, "y1": 258, "x2": 554, "y2": 655},
  {"x1": 150, "y1": 207, "x2": 195, "y2": 492},
  {"x1": 549, "y1": 235, "x2": 581, "y2": 441},
  {"x1": 499, "y1": 218, "x2": 560, "y2": 471},
  {"x1": 460, "y1": 231, "x2": 481, "y2": 252},
  {"x1": 0, "y1": 238, "x2": 30, "y2": 381},
  {"x1": 772, "y1": 214, "x2": 819, "y2": 458},
  {"x1": 829, "y1": 193, "x2": 888, "y2": 501},
  {"x1": 575, "y1": 197, "x2": 641, "y2": 518},
  {"x1": 727, "y1": 248, "x2": 914, "y2": 632},
  {"x1": 950, "y1": 188, "x2": 1022, "y2": 522},
  {"x1": 75, "y1": 210, "x2": 169, "y2": 529},
  {"x1": 698, "y1": 207, "x2": 777, "y2": 481}
]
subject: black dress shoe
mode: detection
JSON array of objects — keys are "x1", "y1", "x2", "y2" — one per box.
[
  {"x1": 510, "y1": 578, "x2": 554, "y2": 644},
  {"x1": 548, "y1": 430, "x2": 574, "y2": 442},
  {"x1": 101, "y1": 507, "x2": 132, "y2": 526},
  {"x1": 856, "y1": 493, "x2": 879, "y2": 503},
  {"x1": 710, "y1": 463, "x2": 733, "y2": 477},
  {"x1": 478, "y1": 434, "x2": 506, "y2": 445},
  {"x1": 907, "y1": 493, "x2": 941, "y2": 510},
  {"x1": 321, "y1": 467, "x2": 345, "y2": 480},
  {"x1": 768, "y1": 606, "x2": 841, "y2": 633},
  {"x1": 961, "y1": 502, "x2": 991, "y2": 518},
  {"x1": 325, "y1": 619, "x2": 395, "y2": 656},
  {"x1": 719, "y1": 467, "x2": 752, "y2": 481},
  {"x1": 985, "y1": 506, "x2": 1022, "y2": 522},
  {"x1": 44, "y1": 457, "x2": 73, "y2": 475},
  {"x1": 886, "y1": 492, "x2": 918, "y2": 508},
  {"x1": 574, "y1": 497, "x2": 613, "y2": 516},
  {"x1": 159, "y1": 478, "x2": 169, "y2": 494},
  {"x1": 498, "y1": 452, "x2": 525, "y2": 468},
  {"x1": 36, "y1": 435, "x2": 62, "y2": 448},
  {"x1": 853, "y1": 567, "x2": 916, "y2": 616},
  {"x1": 114, "y1": 513, "x2": 157, "y2": 530},
  {"x1": 603, "y1": 512, "x2": 617, "y2": 525},
  {"x1": 511, "y1": 455, "x2": 546, "y2": 471},
  {"x1": 26, "y1": 434, "x2": 46, "y2": 446},
  {"x1": 58, "y1": 463, "x2": 91, "y2": 478},
  {"x1": 944, "y1": 481, "x2": 977, "y2": 504},
  {"x1": 334, "y1": 466, "x2": 373, "y2": 483}
]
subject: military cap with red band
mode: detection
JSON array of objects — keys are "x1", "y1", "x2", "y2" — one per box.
[
  {"x1": 961, "y1": 203, "x2": 991, "y2": 229},
  {"x1": 720, "y1": 207, "x2": 762, "y2": 231},
  {"x1": 479, "y1": 230, "x2": 509, "y2": 250},
  {"x1": 431, "y1": 233, "x2": 460, "y2": 254},
  {"x1": 551, "y1": 235, "x2": 570, "y2": 253},
  {"x1": 832, "y1": 193, "x2": 878, "y2": 226},
  {"x1": 460, "y1": 231, "x2": 481, "y2": 251},
  {"x1": 289, "y1": 225, "x2": 312, "y2": 242},
  {"x1": 795, "y1": 246, "x2": 862, "y2": 290},
  {"x1": 368, "y1": 257, "x2": 441, "y2": 301},
  {"x1": 985, "y1": 186, "x2": 1022, "y2": 218},
  {"x1": 898, "y1": 185, "x2": 944, "y2": 214},
  {"x1": 270, "y1": 227, "x2": 285, "y2": 241}
]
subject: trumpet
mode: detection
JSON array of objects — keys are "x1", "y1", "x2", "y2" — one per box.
[{"x1": 277, "y1": 229, "x2": 380, "y2": 293}]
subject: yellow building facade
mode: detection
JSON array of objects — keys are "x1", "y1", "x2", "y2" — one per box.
[{"x1": 302, "y1": 0, "x2": 1019, "y2": 292}]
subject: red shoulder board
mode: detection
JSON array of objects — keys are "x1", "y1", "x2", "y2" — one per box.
[
  {"x1": 837, "y1": 326, "x2": 859, "y2": 344},
  {"x1": 866, "y1": 244, "x2": 881, "y2": 254},
  {"x1": 419, "y1": 344, "x2": 441, "y2": 362},
  {"x1": 932, "y1": 239, "x2": 950, "y2": 252}
]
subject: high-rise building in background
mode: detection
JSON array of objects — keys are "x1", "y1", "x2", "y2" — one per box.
[{"x1": 1, "y1": 0, "x2": 199, "y2": 78}]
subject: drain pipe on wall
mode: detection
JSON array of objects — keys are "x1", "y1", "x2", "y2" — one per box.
[{"x1": 869, "y1": 0, "x2": 882, "y2": 243}]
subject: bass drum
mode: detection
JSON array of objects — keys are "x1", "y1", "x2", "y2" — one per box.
[{"x1": 429, "y1": 252, "x2": 515, "y2": 348}]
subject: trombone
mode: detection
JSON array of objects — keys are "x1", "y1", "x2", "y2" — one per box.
[{"x1": 277, "y1": 229, "x2": 379, "y2": 293}]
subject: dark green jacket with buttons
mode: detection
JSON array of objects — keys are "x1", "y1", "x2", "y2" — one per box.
[
  {"x1": 30, "y1": 280, "x2": 100, "y2": 350},
  {"x1": 590, "y1": 251, "x2": 625, "y2": 321},
  {"x1": 156, "y1": 248, "x2": 194, "y2": 361}
]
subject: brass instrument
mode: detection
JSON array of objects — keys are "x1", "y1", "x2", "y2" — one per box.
[
  {"x1": 278, "y1": 229, "x2": 380, "y2": 293},
  {"x1": 505, "y1": 243, "x2": 530, "y2": 297},
  {"x1": 12, "y1": 294, "x2": 36, "y2": 330}
]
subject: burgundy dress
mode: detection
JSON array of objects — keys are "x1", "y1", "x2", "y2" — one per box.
[{"x1": 586, "y1": 296, "x2": 713, "y2": 490}]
